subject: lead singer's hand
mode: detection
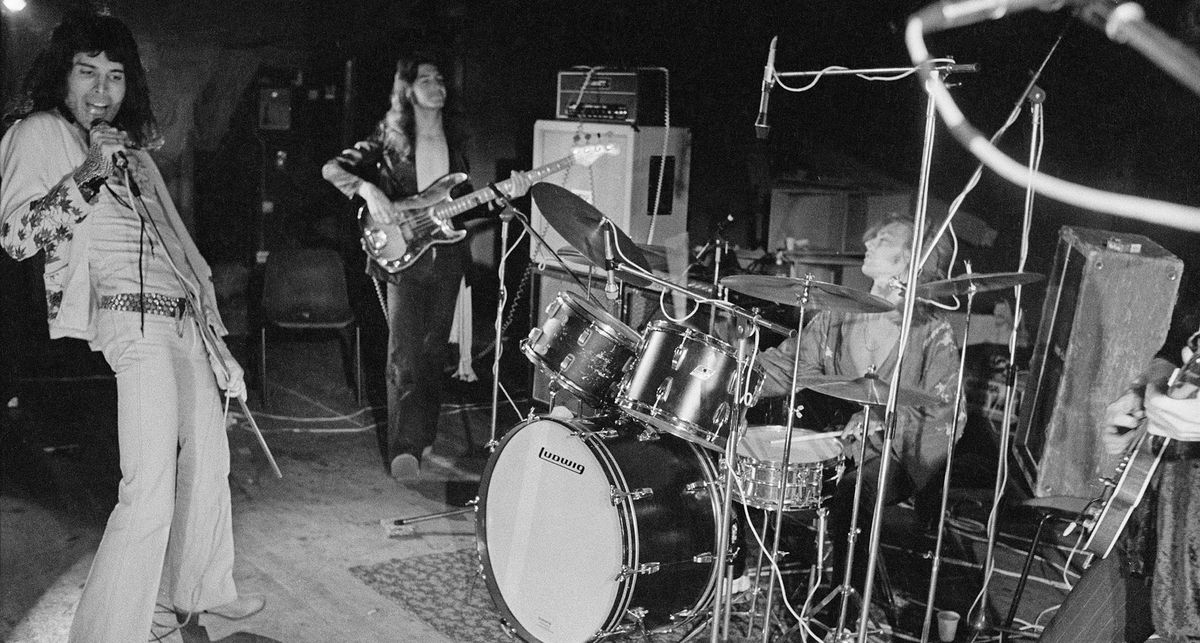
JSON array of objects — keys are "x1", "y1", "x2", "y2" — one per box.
[{"x1": 73, "y1": 122, "x2": 126, "y2": 187}]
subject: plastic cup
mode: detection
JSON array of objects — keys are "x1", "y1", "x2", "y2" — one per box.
[{"x1": 937, "y1": 610, "x2": 961, "y2": 642}]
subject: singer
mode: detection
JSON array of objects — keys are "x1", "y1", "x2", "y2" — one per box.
[{"x1": 0, "y1": 12, "x2": 264, "y2": 641}]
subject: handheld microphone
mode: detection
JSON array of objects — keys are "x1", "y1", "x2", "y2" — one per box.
[
  {"x1": 603, "y1": 222, "x2": 619, "y2": 301},
  {"x1": 89, "y1": 119, "x2": 129, "y2": 169},
  {"x1": 754, "y1": 36, "x2": 778, "y2": 140}
]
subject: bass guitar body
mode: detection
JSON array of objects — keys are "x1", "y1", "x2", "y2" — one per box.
[{"x1": 358, "y1": 172, "x2": 469, "y2": 274}]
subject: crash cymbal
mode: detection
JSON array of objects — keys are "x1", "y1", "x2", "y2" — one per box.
[
  {"x1": 531, "y1": 183, "x2": 651, "y2": 272},
  {"x1": 720, "y1": 275, "x2": 894, "y2": 314},
  {"x1": 803, "y1": 374, "x2": 944, "y2": 407},
  {"x1": 915, "y1": 271, "x2": 1044, "y2": 299}
]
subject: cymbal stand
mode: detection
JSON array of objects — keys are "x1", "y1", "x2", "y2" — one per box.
[
  {"x1": 759, "y1": 277, "x2": 814, "y2": 642},
  {"x1": 807, "y1": 402, "x2": 880, "y2": 642},
  {"x1": 971, "y1": 87, "x2": 1043, "y2": 641},
  {"x1": 855, "y1": 69, "x2": 940, "y2": 642},
  {"x1": 710, "y1": 317, "x2": 756, "y2": 643},
  {"x1": 919, "y1": 274, "x2": 975, "y2": 642}
]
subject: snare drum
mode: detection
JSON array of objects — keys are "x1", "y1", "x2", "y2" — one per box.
[
  {"x1": 731, "y1": 425, "x2": 843, "y2": 512},
  {"x1": 477, "y1": 415, "x2": 722, "y2": 642},
  {"x1": 616, "y1": 321, "x2": 764, "y2": 451},
  {"x1": 521, "y1": 291, "x2": 641, "y2": 407}
]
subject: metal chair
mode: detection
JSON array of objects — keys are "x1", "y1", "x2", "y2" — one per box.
[{"x1": 259, "y1": 248, "x2": 362, "y2": 405}]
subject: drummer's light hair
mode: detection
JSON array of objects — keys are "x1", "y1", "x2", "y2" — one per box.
[{"x1": 861, "y1": 214, "x2": 951, "y2": 286}]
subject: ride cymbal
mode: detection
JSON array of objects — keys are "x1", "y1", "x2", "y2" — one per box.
[
  {"x1": 720, "y1": 275, "x2": 894, "y2": 314},
  {"x1": 915, "y1": 271, "x2": 1044, "y2": 299}
]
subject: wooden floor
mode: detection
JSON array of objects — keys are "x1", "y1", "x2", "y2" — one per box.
[
  {"x1": 2, "y1": 336, "x2": 525, "y2": 643},
  {"x1": 2, "y1": 335, "x2": 1075, "y2": 642}
]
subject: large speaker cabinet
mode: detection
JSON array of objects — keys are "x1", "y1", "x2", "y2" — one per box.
[
  {"x1": 1015, "y1": 226, "x2": 1182, "y2": 498},
  {"x1": 529, "y1": 119, "x2": 691, "y2": 265}
]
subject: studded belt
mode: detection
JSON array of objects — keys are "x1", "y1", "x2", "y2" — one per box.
[{"x1": 99, "y1": 293, "x2": 190, "y2": 318}]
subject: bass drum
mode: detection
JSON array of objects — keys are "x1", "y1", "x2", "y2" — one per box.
[{"x1": 476, "y1": 415, "x2": 722, "y2": 642}]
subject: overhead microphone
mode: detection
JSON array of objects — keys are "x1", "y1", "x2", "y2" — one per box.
[
  {"x1": 602, "y1": 221, "x2": 619, "y2": 301},
  {"x1": 754, "y1": 36, "x2": 777, "y2": 140}
]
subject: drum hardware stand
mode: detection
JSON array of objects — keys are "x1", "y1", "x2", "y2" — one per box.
[
  {"x1": 855, "y1": 69, "x2": 939, "y2": 643},
  {"x1": 711, "y1": 322, "x2": 755, "y2": 643},
  {"x1": 800, "y1": 402, "x2": 882, "y2": 643},
  {"x1": 759, "y1": 275, "x2": 815, "y2": 642},
  {"x1": 380, "y1": 500, "x2": 477, "y2": 537},
  {"x1": 971, "y1": 88, "x2": 1043, "y2": 643},
  {"x1": 919, "y1": 271, "x2": 975, "y2": 642}
]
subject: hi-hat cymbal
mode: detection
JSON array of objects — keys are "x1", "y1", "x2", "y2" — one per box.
[
  {"x1": 720, "y1": 275, "x2": 894, "y2": 314},
  {"x1": 915, "y1": 271, "x2": 1044, "y2": 299},
  {"x1": 800, "y1": 374, "x2": 944, "y2": 407},
  {"x1": 531, "y1": 183, "x2": 651, "y2": 273}
]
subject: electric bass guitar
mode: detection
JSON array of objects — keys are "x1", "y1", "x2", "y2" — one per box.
[
  {"x1": 359, "y1": 144, "x2": 618, "y2": 273},
  {"x1": 1082, "y1": 349, "x2": 1200, "y2": 558}
]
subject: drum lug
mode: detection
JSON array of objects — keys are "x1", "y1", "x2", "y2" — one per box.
[
  {"x1": 576, "y1": 428, "x2": 618, "y2": 440},
  {"x1": 615, "y1": 562, "x2": 661, "y2": 581},
  {"x1": 610, "y1": 486, "x2": 654, "y2": 505},
  {"x1": 656, "y1": 377, "x2": 674, "y2": 402},
  {"x1": 671, "y1": 343, "x2": 688, "y2": 370},
  {"x1": 691, "y1": 552, "x2": 715, "y2": 564},
  {"x1": 498, "y1": 618, "x2": 517, "y2": 638},
  {"x1": 558, "y1": 353, "x2": 575, "y2": 372},
  {"x1": 576, "y1": 326, "x2": 593, "y2": 346},
  {"x1": 684, "y1": 480, "x2": 714, "y2": 496},
  {"x1": 636, "y1": 428, "x2": 660, "y2": 442},
  {"x1": 711, "y1": 401, "x2": 730, "y2": 428}
]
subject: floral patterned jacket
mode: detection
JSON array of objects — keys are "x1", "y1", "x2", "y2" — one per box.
[
  {"x1": 0, "y1": 110, "x2": 226, "y2": 342},
  {"x1": 756, "y1": 310, "x2": 964, "y2": 490}
]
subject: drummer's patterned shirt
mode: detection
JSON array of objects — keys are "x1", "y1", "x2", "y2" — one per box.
[{"x1": 756, "y1": 310, "x2": 963, "y2": 490}]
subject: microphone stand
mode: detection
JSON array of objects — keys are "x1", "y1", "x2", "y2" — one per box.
[
  {"x1": 971, "y1": 85, "x2": 1044, "y2": 642},
  {"x1": 759, "y1": 276, "x2": 812, "y2": 642},
  {"x1": 919, "y1": 272, "x2": 975, "y2": 642},
  {"x1": 855, "y1": 70, "x2": 939, "y2": 642}
]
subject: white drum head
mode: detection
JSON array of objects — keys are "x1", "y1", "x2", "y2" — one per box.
[
  {"x1": 480, "y1": 418, "x2": 626, "y2": 642},
  {"x1": 739, "y1": 425, "x2": 842, "y2": 463}
]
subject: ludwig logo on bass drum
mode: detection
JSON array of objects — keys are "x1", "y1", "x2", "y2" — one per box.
[{"x1": 538, "y1": 447, "x2": 585, "y2": 475}]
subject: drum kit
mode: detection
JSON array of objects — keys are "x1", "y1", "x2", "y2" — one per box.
[{"x1": 469, "y1": 183, "x2": 1042, "y2": 642}]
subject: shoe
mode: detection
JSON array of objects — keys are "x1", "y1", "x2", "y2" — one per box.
[
  {"x1": 201, "y1": 594, "x2": 266, "y2": 620},
  {"x1": 390, "y1": 453, "x2": 420, "y2": 479}
]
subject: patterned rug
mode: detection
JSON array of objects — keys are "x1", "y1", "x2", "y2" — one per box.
[
  {"x1": 350, "y1": 549, "x2": 703, "y2": 642},
  {"x1": 350, "y1": 549, "x2": 506, "y2": 643}
]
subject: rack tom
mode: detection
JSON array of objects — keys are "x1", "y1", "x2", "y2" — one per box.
[{"x1": 521, "y1": 291, "x2": 641, "y2": 408}]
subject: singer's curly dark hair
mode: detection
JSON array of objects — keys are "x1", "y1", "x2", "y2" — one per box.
[{"x1": 3, "y1": 11, "x2": 159, "y2": 148}]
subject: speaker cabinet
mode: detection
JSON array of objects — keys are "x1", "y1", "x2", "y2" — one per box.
[
  {"x1": 1015, "y1": 226, "x2": 1182, "y2": 498},
  {"x1": 529, "y1": 120, "x2": 690, "y2": 265}
]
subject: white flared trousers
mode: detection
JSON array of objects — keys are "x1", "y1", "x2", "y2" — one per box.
[{"x1": 68, "y1": 310, "x2": 237, "y2": 642}]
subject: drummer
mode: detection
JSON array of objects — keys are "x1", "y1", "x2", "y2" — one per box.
[{"x1": 754, "y1": 214, "x2": 964, "y2": 604}]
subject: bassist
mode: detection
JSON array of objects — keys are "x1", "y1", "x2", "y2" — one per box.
[{"x1": 322, "y1": 53, "x2": 530, "y2": 479}]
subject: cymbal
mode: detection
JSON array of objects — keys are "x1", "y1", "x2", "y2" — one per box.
[
  {"x1": 720, "y1": 275, "x2": 894, "y2": 314},
  {"x1": 801, "y1": 374, "x2": 944, "y2": 407},
  {"x1": 531, "y1": 183, "x2": 651, "y2": 273},
  {"x1": 915, "y1": 271, "x2": 1044, "y2": 299}
]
